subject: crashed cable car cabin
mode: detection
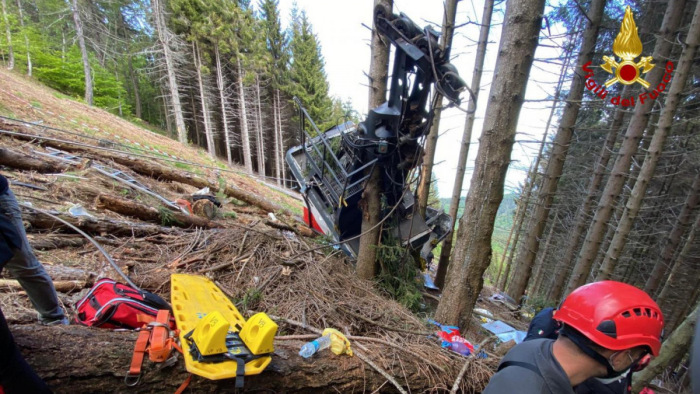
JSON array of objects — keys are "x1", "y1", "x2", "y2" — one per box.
[{"x1": 286, "y1": 5, "x2": 466, "y2": 262}]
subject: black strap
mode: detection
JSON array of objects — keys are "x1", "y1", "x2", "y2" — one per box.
[
  {"x1": 234, "y1": 357, "x2": 245, "y2": 388},
  {"x1": 497, "y1": 361, "x2": 543, "y2": 378}
]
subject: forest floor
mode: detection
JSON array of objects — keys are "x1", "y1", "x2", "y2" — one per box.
[{"x1": 0, "y1": 69, "x2": 526, "y2": 393}]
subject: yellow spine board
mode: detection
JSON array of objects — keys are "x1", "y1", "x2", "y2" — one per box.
[{"x1": 171, "y1": 274, "x2": 275, "y2": 380}]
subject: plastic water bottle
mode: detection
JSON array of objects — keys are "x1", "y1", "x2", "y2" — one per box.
[{"x1": 299, "y1": 334, "x2": 332, "y2": 358}]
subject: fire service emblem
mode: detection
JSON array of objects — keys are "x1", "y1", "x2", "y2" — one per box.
[{"x1": 601, "y1": 6, "x2": 653, "y2": 88}]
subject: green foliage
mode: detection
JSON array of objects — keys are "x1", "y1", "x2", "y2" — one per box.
[
  {"x1": 33, "y1": 47, "x2": 129, "y2": 113},
  {"x1": 375, "y1": 237, "x2": 424, "y2": 312},
  {"x1": 239, "y1": 288, "x2": 262, "y2": 310},
  {"x1": 287, "y1": 11, "x2": 334, "y2": 131},
  {"x1": 158, "y1": 206, "x2": 182, "y2": 226}
]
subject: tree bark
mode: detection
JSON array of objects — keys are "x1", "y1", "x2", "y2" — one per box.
[
  {"x1": 255, "y1": 74, "x2": 266, "y2": 175},
  {"x1": 356, "y1": 0, "x2": 392, "y2": 280},
  {"x1": 276, "y1": 91, "x2": 285, "y2": 186},
  {"x1": 548, "y1": 87, "x2": 629, "y2": 302},
  {"x1": 597, "y1": 3, "x2": 700, "y2": 280},
  {"x1": 194, "y1": 41, "x2": 215, "y2": 158},
  {"x1": 0, "y1": 147, "x2": 70, "y2": 173},
  {"x1": 128, "y1": 56, "x2": 141, "y2": 119},
  {"x1": 565, "y1": 0, "x2": 688, "y2": 296},
  {"x1": 152, "y1": 0, "x2": 187, "y2": 144},
  {"x1": 435, "y1": 0, "x2": 494, "y2": 290},
  {"x1": 272, "y1": 89, "x2": 280, "y2": 184},
  {"x1": 1, "y1": 0, "x2": 12, "y2": 70},
  {"x1": 656, "y1": 210, "x2": 700, "y2": 308},
  {"x1": 644, "y1": 173, "x2": 700, "y2": 296},
  {"x1": 10, "y1": 325, "x2": 450, "y2": 393},
  {"x1": 15, "y1": 0, "x2": 29, "y2": 75},
  {"x1": 214, "y1": 45, "x2": 232, "y2": 166},
  {"x1": 237, "y1": 56, "x2": 254, "y2": 173},
  {"x1": 70, "y1": 0, "x2": 92, "y2": 106},
  {"x1": 416, "y1": 0, "x2": 458, "y2": 219},
  {"x1": 506, "y1": 0, "x2": 607, "y2": 303},
  {"x1": 95, "y1": 193, "x2": 221, "y2": 229},
  {"x1": 529, "y1": 208, "x2": 558, "y2": 297},
  {"x1": 434, "y1": 0, "x2": 545, "y2": 328},
  {"x1": 631, "y1": 300, "x2": 699, "y2": 392}
]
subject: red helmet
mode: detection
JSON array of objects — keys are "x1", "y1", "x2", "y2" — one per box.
[{"x1": 553, "y1": 281, "x2": 664, "y2": 356}]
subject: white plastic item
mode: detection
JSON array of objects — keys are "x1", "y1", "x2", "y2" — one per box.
[{"x1": 298, "y1": 334, "x2": 332, "y2": 358}]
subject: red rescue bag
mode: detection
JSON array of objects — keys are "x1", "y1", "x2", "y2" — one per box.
[{"x1": 75, "y1": 278, "x2": 174, "y2": 329}]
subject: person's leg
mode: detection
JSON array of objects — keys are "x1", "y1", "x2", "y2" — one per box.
[
  {"x1": 0, "y1": 307, "x2": 52, "y2": 393},
  {"x1": 0, "y1": 189, "x2": 64, "y2": 322}
]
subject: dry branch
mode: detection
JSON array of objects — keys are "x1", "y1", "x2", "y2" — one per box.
[
  {"x1": 0, "y1": 279, "x2": 85, "y2": 293},
  {"x1": 22, "y1": 209, "x2": 182, "y2": 237}
]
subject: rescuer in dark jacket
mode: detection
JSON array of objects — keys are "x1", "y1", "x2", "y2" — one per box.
[{"x1": 484, "y1": 281, "x2": 663, "y2": 394}]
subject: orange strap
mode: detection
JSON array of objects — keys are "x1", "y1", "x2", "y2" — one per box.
[
  {"x1": 125, "y1": 310, "x2": 177, "y2": 387},
  {"x1": 125, "y1": 329, "x2": 151, "y2": 386},
  {"x1": 174, "y1": 374, "x2": 192, "y2": 394}
]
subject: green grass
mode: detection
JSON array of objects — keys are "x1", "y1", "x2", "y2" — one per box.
[
  {"x1": 30, "y1": 100, "x2": 42, "y2": 108},
  {"x1": 0, "y1": 102, "x2": 15, "y2": 117},
  {"x1": 52, "y1": 91, "x2": 72, "y2": 100}
]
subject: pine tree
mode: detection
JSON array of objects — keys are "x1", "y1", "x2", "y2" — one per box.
[{"x1": 288, "y1": 11, "x2": 332, "y2": 132}]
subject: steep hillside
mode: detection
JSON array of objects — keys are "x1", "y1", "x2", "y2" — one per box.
[
  {"x1": 0, "y1": 69, "x2": 301, "y2": 215},
  {"x1": 0, "y1": 69, "x2": 497, "y2": 392}
]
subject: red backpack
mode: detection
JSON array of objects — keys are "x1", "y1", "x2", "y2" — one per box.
[{"x1": 75, "y1": 278, "x2": 174, "y2": 329}]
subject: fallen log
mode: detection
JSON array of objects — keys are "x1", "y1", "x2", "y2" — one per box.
[
  {"x1": 11, "y1": 324, "x2": 444, "y2": 393},
  {"x1": 0, "y1": 279, "x2": 85, "y2": 293},
  {"x1": 0, "y1": 147, "x2": 70, "y2": 173},
  {"x1": 22, "y1": 210, "x2": 182, "y2": 237},
  {"x1": 28, "y1": 235, "x2": 86, "y2": 250},
  {"x1": 0, "y1": 124, "x2": 287, "y2": 214},
  {"x1": 95, "y1": 194, "x2": 222, "y2": 229}
]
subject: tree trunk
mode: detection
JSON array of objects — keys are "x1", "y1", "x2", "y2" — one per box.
[
  {"x1": 631, "y1": 300, "x2": 699, "y2": 393},
  {"x1": 214, "y1": 45, "x2": 233, "y2": 166},
  {"x1": 645, "y1": 173, "x2": 700, "y2": 295},
  {"x1": 128, "y1": 56, "x2": 141, "y2": 119},
  {"x1": 435, "y1": 0, "x2": 494, "y2": 290},
  {"x1": 656, "y1": 211, "x2": 700, "y2": 308},
  {"x1": 548, "y1": 87, "x2": 629, "y2": 302},
  {"x1": 10, "y1": 325, "x2": 457, "y2": 393},
  {"x1": 152, "y1": 0, "x2": 187, "y2": 144},
  {"x1": 1, "y1": 0, "x2": 12, "y2": 70},
  {"x1": 565, "y1": 0, "x2": 687, "y2": 296},
  {"x1": 434, "y1": 0, "x2": 545, "y2": 328},
  {"x1": 494, "y1": 202, "x2": 518, "y2": 288},
  {"x1": 416, "y1": 0, "x2": 458, "y2": 219},
  {"x1": 255, "y1": 74, "x2": 265, "y2": 175},
  {"x1": 276, "y1": 91, "x2": 285, "y2": 186},
  {"x1": 0, "y1": 147, "x2": 70, "y2": 172},
  {"x1": 506, "y1": 0, "x2": 607, "y2": 303},
  {"x1": 272, "y1": 89, "x2": 281, "y2": 184},
  {"x1": 70, "y1": 0, "x2": 92, "y2": 106},
  {"x1": 356, "y1": 0, "x2": 392, "y2": 280},
  {"x1": 237, "y1": 57, "x2": 254, "y2": 173},
  {"x1": 597, "y1": 4, "x2": 699, "y2": 280},
  {"x1": 15, "y1": 0, "x2": 29, "y2": 75},
  {"x1": 194, "y1": 41, "x2": 215, "y2": 158},
  {"x1": 529, "y1": 208, "x2": 558, "y2": 297}
]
